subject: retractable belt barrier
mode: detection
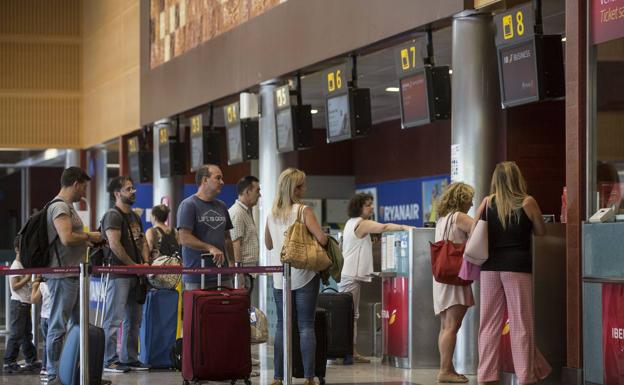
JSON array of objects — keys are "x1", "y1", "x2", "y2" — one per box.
[{"x1": 0, "y1": 263, "x2": 293, "y2": 385}]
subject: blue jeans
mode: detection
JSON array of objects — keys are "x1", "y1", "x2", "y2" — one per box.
[
  {"x1": 273, "y1": 275, "x2": 320, "y2": 379},
  {"x1": 102, "y1": 276, "x2": 142, "y2": 365},
  {"x1": 46, "y1": 278, "x2": 79, "y2": 379}
]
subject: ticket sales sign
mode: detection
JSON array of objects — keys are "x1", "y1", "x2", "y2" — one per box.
[{"x1": 592, "y1": 0, "x2": 624, "y2": 44}]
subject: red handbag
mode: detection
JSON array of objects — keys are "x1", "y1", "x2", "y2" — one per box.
[{"x1": 429, "y1": 212, "x2": 473, "y2": 286}]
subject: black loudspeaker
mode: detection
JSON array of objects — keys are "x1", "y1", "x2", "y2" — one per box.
[
  {"x1": 242, "y1": 119, "x2": 259, "y2": 161},
  {"x1": 349, "y1": 87, "x2": 372, "y2": 138}
]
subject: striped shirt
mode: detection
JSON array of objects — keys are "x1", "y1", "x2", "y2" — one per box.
[{"x1": 228, "y1": 200, "x2": 259, "y2": 265}]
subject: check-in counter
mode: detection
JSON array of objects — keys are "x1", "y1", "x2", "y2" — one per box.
[
  {"x1": 380, "y1": 228, "x2": 439, "y2": 369},
  {"x1": 582, "y1": 221, "x2": 624, "y2": 385}
]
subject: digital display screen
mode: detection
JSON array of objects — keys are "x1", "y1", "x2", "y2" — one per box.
[
  {"x1": 326, "y1": 93, "x2": 350, "y2": 142},
  {"x1": 129, "y1": 152, "x2": 140, "y2": 182},
  {"x1": 399, "y1": 72, "x2": 429, "y2": 128},
  {"x1": 499, "y1": 40, "x2": 538, "y2": 107},
  {"x1": 159, "y1": 141, "x2": 171, "y2": 177},
  {"x1": 276, "y1": 108, "x2": 294, "y2": 152},
  {"x1": 190, "y1": 132, "x2": 203, "y2": 172},
  {"x1": 226, "y1": 124, "x2": 243, "y2": 164}
]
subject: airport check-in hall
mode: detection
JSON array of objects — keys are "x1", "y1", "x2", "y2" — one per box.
[{"x1": 0, "y1": 1, "x2": 622, "y2": 385}]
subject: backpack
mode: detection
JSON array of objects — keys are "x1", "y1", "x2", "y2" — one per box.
[{"x1": 18, "y1": 198, "x2": 64, "y2": 268}]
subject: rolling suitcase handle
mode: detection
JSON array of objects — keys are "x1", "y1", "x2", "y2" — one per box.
[
  {"x1": 321, "y1": 287, "x2": 339, "y2": 293},
  {"x1": 200, "y1": 253, "x2": 223, "y2": 289}
]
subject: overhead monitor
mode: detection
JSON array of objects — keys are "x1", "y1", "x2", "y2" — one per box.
[
  {"x1": 276, "y1": 107, "x2": 295, "y2": 152},
  {"x1": 399, "y1": 71, "x2": 430, "y2": 128},
  {"x1": 498, "y1": 39, "x2": 539, "y2": 107},
  {"x1": 226, "y1": 124, "x2": 243, "y2": 165},
  {"x1": 326, "y1": 93, "x2": 351, "y2": 143}
]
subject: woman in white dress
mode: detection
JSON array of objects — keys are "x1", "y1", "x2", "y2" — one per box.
[{"x1": 433, "y1": 182, "x2": 476, "y2": 383}]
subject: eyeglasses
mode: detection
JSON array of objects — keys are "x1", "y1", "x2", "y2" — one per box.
[{"x1": 120, "y1": 187, "x2": 136, "y2": 193}]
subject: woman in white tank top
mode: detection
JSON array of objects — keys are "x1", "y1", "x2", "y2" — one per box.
[
  {"x1": 433, "y1": 182, "x2": 476, "y2": 383},
  {"x1": 264, "y1": 168, "x2": 327, "y2": 385},
  {"x1": 339, "y1": 193, "x2": 412, "y2": 363}
]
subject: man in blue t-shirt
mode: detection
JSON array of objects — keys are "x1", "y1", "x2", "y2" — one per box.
[{"x1": 177, "y1": 164, "x2": 234, "y2": 289}]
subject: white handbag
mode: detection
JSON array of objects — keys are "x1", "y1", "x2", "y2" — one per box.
[{"x1": 463, "y1": 200, "x2": 489, "y2": 266}]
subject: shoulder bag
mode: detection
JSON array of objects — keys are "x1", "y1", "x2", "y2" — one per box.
[
  {"x1": 280, "y1": 205, "x2": 332, "y2": 272},
  {"x1": 429, "y1": 212, "x2": 472, "y2": 286}
]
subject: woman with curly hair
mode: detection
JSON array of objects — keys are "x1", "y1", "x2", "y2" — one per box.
[{"x1": 433, "y1": 182, "x2": 476, "y2": 383}]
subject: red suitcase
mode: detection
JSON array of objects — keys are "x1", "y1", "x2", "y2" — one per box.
[{"x1": 182, "y1": 288, "x2": 252, "y2": 385}]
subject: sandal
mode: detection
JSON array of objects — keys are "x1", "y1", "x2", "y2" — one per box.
[{"x1": 437, "y1": 373, "x2": 469, "y2": 383}]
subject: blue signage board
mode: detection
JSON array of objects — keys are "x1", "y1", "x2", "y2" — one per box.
[{"x1": 356, "y1": 174, "x2": 449, "y2": 227}]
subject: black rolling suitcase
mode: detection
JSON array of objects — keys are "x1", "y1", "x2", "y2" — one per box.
[
  {"x1": 318, "y1": 288, "x2": 354, "y2": 358},
  {"x1": 292, "y1": 308, "x2": 328, "y2": 385}
]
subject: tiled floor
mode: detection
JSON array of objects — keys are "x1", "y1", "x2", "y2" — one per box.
[{"x1": 0, "y1": 340, "x2": 476, "y2": 385}]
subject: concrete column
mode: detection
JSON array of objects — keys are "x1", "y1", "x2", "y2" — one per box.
[
  {"x1": 93, "y1": 148, "x2": 109, "y2": 226},
  {"x1": 257, "y1": 83, "x2": 283, "y2": 355},
  {"x1": 65, "y1": 149, "x2": 80, "y2": 168},
  {"x1": 153, "y1": 122, "x2": 184, "y2": 226},
  {"x1": 451, "y1": 13, "x2": 501, "y2": 375}
]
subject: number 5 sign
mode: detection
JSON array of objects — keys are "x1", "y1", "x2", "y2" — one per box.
[{"x1": 494, "y1": 3, "x2": 535, "y2": 46}]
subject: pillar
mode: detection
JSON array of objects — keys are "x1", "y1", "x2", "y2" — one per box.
[{"x1": 451, "y1": 13, "x2": 502, "y2": 374}]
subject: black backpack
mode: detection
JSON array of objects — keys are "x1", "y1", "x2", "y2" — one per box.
[{"x1": 18, "y1": 198, "x2": 64, "y2": 268}]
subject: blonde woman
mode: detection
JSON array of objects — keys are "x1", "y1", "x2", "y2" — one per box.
[
  {"x1": 433, "y1": 182, "x2": 476, "y2": 383},
  {"x1": 265, "y1": 168, "x2": 327, "y2": 385},
  {"x1": 475, "y1": 162, "x2": 550, "y2": 385}
]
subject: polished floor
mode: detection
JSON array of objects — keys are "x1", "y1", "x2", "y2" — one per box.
[{"x1": 0, "y1": 341, "x2": 476, "y2": 385}]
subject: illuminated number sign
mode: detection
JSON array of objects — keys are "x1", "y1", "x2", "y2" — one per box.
[
  {"x1": 190, "y1": 114, "x2": 202, "y2": 135},
  {"x1": 275, "y1": 85, "x2": 290, "y2": 109},
  {"x1": 322, "y1": 64, "x2": 348, "y2": 96},
  {"x1": 127, "y1": 137, "x2": 138, "y2": 154},
  {"x1": 393, "y1": 41, "x2": 426, "y2": 77},
  {"x1": 159, "y1": 126, "x2": 168, "y2": 144},
  {"x1": 495, "y1": 3, "x2": 535, "y2": 46},
  {"x1": 224, "y1": 102, "x2": 239, "y2": 126}
]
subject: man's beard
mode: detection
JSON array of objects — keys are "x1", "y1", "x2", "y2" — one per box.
[{"x1": 121, "y1": 195, "x2": 136, "y2": 205}]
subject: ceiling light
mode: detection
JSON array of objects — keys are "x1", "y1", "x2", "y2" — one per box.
[
  {"x1": 449, "y1": 69, "x2": 453, "y2": 74},
  {"x1": 311, "y1": 109, "x2": 319, "y2": 114},
  {"x1": 561, "y1": 36, "x2": 567, "y2": 42},
  {"x1": 385, "y1": 87, "x2": 400, "y2": 93}
]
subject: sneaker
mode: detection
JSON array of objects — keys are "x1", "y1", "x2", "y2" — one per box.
[
  {"x1": 103, "y1": 362, "x2": 130, "y2": 373},
  {"x1": 250, "y1": 370, "x2": 260, "y2": 377},
  {"x1": 122, "y1": 361, "x2": 150, "y2": 371},
  {"x1": 24, "y1": 361, "x2": 43, "y2": 372},
  {"x1": 40, "y1": 369, "x2": 48, "y2": 376},
  {"x1": 3, "y1": 362, "x2": 21, "y2": 373},
  {"x1": 353, "y1": 354, "x2": 371, "y2": 364},
  {"x1": 251, "y1": 357, "x2": 260, "y2": 366}
]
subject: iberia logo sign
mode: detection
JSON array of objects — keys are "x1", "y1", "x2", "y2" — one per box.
[{"x1": 382, "y1": 309, "x2": 399, "y2": 325}]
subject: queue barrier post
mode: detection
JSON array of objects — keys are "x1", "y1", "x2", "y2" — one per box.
[
  {"x1": 1, "y1": 261, "x2": 9, "y2": 334},
  {"x1": 79, "y1": 262, "x2": 90, "y2": 385},
  {"x1": 282, "y1": 263, "x2": 292, "y2": 385}
]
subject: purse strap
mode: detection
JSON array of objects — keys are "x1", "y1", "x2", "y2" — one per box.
[
  {"x1": 442, "y1": 212, "x2": 456, "y2": 241},
  {"x1": 296, "y1": 204, "x2": 306, "y2": 224}
]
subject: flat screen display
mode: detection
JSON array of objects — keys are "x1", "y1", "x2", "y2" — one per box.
[
  {"x1": 226, "y1": 124, "x2": 243, "y2": 164},
  {"x1": 499, "y1": 40, "x2": 538, "y2": 107},
  {"x1": 190, "y1": 133, "x2": 203, "y2": 172},
  {"x1": 326, "y1": 93, "x2": 350, "y2": 142},
  {"x1": 276, "y1": 108, "x2": 294, "y2": 152},
  {"x1": 399, "y1": 72, "x2": 429, "y2": 128}
]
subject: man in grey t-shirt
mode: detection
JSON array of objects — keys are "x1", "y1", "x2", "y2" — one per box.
[
  {"x1": 45, "y1": 167, "x2": 101, "y2": 384},
  {"x1": 177, "y1": 164, "x2": 234, "y2": 289}
]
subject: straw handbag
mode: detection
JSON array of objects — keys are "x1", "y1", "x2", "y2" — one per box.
[{"x1": 280, "y1": 205, "x2": 332, "y2": 271}]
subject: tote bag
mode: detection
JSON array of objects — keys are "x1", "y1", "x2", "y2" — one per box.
[
  {"x1": 463, "y1": 200, "x2": 489, "y2": 266},
  {"x1": 429, "y1": 212, "x2": 472, "y2": 286},
  {"x1": 280, "y1": 205, "x2": 332, "y2": 272}
]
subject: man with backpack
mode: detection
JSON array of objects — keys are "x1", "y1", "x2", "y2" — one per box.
[
  {"x1": 100, "y1": 176, "x2": 150, "y2": 373},
  {"x1": 42, "y1": 167, "x2": 101, "y2": 385}
]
